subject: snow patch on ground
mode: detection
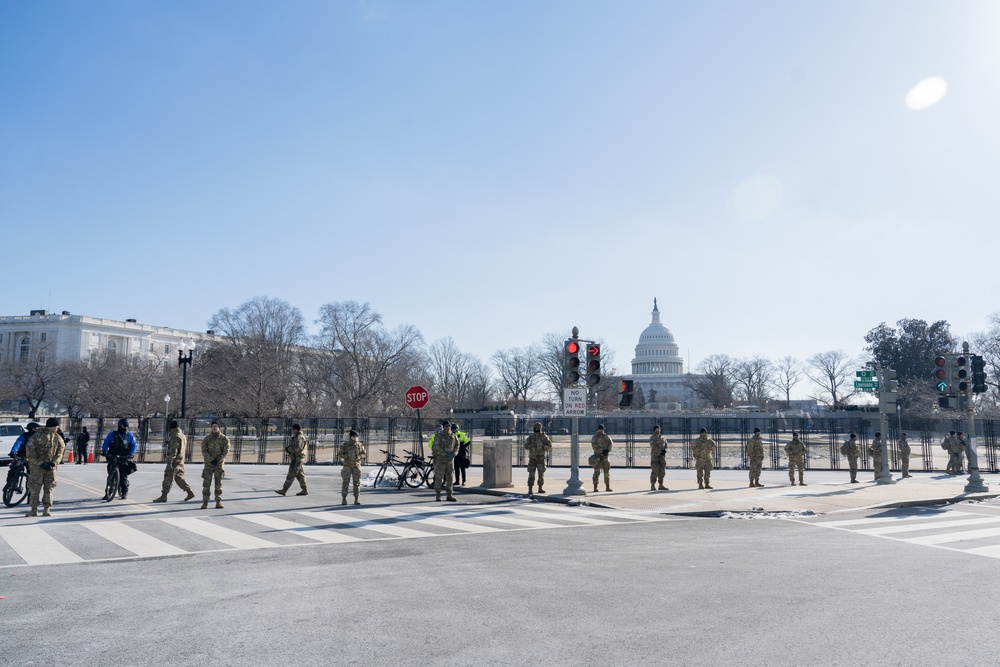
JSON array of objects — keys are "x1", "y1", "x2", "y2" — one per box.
[
  {"x1": 720, "y1": 509, "x2": 817, "y2": 519},
  {"x1": 360, "y1": 471, "x2": 400, "y2": 488}
]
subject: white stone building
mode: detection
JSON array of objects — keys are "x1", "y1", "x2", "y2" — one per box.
[
  {"x1": 624, "y1": 299, "x2": 703, "y2": 410},
  {"x1": 0, "y1": 310, "x2": 213, "y2": 366}
]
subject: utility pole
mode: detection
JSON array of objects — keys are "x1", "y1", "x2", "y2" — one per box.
[
  {"x1": 963, "y1": 341, "x2": 988, "y2": 493},
  {"x1": 876, "y1": 365, "x2": 896, "y2": 485},
  {"x1": 562, "y1": 327, "x2": 586, "y2": 496}
]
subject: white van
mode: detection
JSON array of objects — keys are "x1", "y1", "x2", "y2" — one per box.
[{"x1": 0, "y1": 422, "x2": 27, "y2": 466}]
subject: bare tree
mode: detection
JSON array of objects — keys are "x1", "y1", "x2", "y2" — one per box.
[
  {"x1": 805, "y1": 350, "x2": 857, "y2": 409},
  {"x1": 316, "y1": 301, "x2": 424, "y2": 416},
  {"x1": 970, "y1": 313, "x2": 1000, "y2": 409},
  {"x1": 687, "y1": 354, "x2": 737, "y2": 408},
  {"x1": 424, "y1": 337, "x2": 489, "y2": 410},
  {"x1": 537, "y1": 333, "x2": 570, "y2": 409},
  {"x1": 772, "y1": 356, "x2": 803, "y2": 408},
  {"x1": 733, "y1": 356, "x2": 773, "y2": 405},
  {"x1": 492, "y1": 346, "x2": 542, "y2": 411},
  {"x1": 79, "y1": 350, "x2": 172, "y2": 417},
  {"x1": 2, "y1": 340, "x2": 56, "y2": 418}
]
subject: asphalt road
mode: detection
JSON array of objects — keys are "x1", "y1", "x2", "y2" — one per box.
[{"x1": 3, "y1": 465, "x2": 1000, "y2": 666}]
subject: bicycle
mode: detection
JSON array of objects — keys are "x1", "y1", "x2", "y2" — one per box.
[
  {"x1": 2, "y1": 458, "x2": 29, "y2": 507},
  {"x1": 103, "y1": 454, "x2": 129, "y2": 501},
  {"x1": 400, "y1": 449, "x2": 435, "y2": 489},
  {"x1": 372, "y1": 449, "x2": 406, "y2": 489}
]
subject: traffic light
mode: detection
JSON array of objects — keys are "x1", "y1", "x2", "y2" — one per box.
[
  {"x1": 878, "y1": 369, "x2": 898, "y2": 414},
  {"x1": 952, "y1": 355, "x2": 969, "y2": 393},
  {"x1": 586, "y1": 344, "x2": 601, "y2": 386},
  {"x1": 563, "y1": 340, "x2": 581, "y2": 384},
  {"x1": 934, "y1": 356, "x2": 948, "y2": 392},
  {"x1": 619, "y1": 380, "x2": 634, "y2": 408},
  {"x1": 972, "y1": 355, "x2": 987, "y2": 394}
]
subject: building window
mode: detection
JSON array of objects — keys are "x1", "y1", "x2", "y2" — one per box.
[
  {"x1": 107, "y1": 340, "x2": 118, "y2": 356},
  {"x1": 40, "y1": 332, "x2": 47, "y2": 343},
  {"x1": 19, "y1": 336, "x2": 30, "y2": 363}
]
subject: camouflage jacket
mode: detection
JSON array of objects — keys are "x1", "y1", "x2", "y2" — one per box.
[
  {"x1": 338, "y1": 440, "x2": 365, "y2": 468},
  {"x1": 746, "y1": 435, "x2": 765, "y2": 461},
  {"x1": 868, "y1": 438, "x2": 883, "y2": 459},
  {"x1": 950, "y1": 437, "x2": 967, "y2": 454},
  {"x1": 286, "y1": 433, "x2": 308, "y2": 461},
  {"x1": 201, "y1": 432, "x2": 230, "y2": 465},
  {"x1": 649, "y1": 434, "x2": 668, "y2": 459},
  {"x1": 26, "y1": 430, "x2": 66, "y2": 469},
  {"x1": 433, "y1": 431, "x2": 460, "y2": 461},
  {"x1": 591, "y1": 433, "x2": 613, "y2": 458},
  {"x1": 523, "y1": 433, "x2": 552, "y2": 460},
  {"x1": 166, "y1": 428, "x2": 187, "y2": 465},
  {"x1": 784, "y1": 438, "x2": 807, "y2": 459},
  {"x1": 841, "y1": 438, "x2": 861, "y2": 458},
  {"x1": 691, "y1": 435, "x2": 715, "y2": 461},
  {"x1": 898, "y1": 437, "x2": 910, "y2": 455}
]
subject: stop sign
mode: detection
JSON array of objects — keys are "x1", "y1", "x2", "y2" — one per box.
[{"x1": 405, "y1": 385, "x2": 429, "y2": 409}]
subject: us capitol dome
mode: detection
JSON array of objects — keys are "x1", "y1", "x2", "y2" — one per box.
[{"x1": 625, "y1": 299, "x2": 699, "y2": 410}]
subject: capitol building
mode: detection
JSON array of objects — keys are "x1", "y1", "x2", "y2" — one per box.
[{"x1": 625, "y1": 299, "x2": 703, "y2": 410}]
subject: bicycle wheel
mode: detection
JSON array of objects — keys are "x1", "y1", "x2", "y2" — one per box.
[
  {"x1": 403, "y1": 464, "x2": 424, "y2": 488},
  {"x1": 105, "y1": 467, "x2": 120, "y2": 502},
  {"x1": 373, "y1": 464, "x2": 387, "y2": 488},
  {"x1": 3, "y1": 467, "x2": 27, "y2": 507},
  {"x1": 424, "y1": 465, "x2": 436, "y2": 489}
]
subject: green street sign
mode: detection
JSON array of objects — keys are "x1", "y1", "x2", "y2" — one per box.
[
  {"x1": 854, "y1": 380, "x2": 879, "y2": 389},
  {"x1": 855, "y1": 370, "x2": 875, "y2": 378}
]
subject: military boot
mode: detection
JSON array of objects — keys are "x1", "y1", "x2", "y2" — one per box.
[
  {"x1": 274, "y1": 489, "x2": 287, "y2": 496},
  {"x1": 215, "y1": 498, "x2": 224, "y2": 509},
  {"x1": 25, "y1": 506, "x2": 38, "y2": 518},
  {"x1": 698, "y1": 483, "x2": 704, "y2": 490},
  {"x1": 200, "y1": 496, "x2": 209, "y2": 510},
  {"x1": 435, "y1": 493, "x2": 442, "y2": 502},
  {"x1": 605, "y1": 484, "x2": 613, "y2": 492},
  {"x1": 652, "y1": 484, "x2": 657, "y2": 491},
  {"x1": 184, "y1": 489, "x2": 196, "y2": 501},
  {"x1": 42, "y1": 505, "x2": 51, "y2": 517},
  {"x1": 152, "y1": 495, "x2": 168, "y2": 503},
  {"x1": 593, "y1": 483, "x2": 599, "y2": 492},
  {"x1": 798, "y1": 477, "x2": 806, "y2": 486},
  {"x1": 658, "y1": 484, "x2": 667, "y2": 491},
  {"x1": 446, "y1": 494, "x2": 457, "y2": 502},
  {"x1": 295, "y1": 488, "x2": 308, "y2": 496},
  {"x1": 527, "y1": 485, "x2": 534, "y2": 495},
  {"x1": 341, "y1": 496, "x2": 348, "y2": 506},
  {"x1": 353, "y1": 493, "x2": 360, "y2": 506},
  {"x1": 537, "y1": 484, "x2": 545, "y2": 494},
  {"x1": 749, "y1": 482, "x2": 755, "y2": 488}
]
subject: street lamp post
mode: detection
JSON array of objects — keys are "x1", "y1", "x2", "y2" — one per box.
[
  {"x1": 165, "y1": 394, "x2": 170, "y2": 419},
  {"x1": 178, "y1": 339, "x2": 195, "y2": 419}
]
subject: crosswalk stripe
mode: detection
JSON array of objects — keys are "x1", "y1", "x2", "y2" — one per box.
[
  {"x1": 360, "y1": 507, "x2": 503, "y2": 533},
  {"x1": 855, "y1": 516, "x2": 1000, "y2": 536},
  {"x1": 907, "y1": 526, "x2": 1000, "y2": 546},
  {"x1": 820, "y1": 512, "x2": 973, "y2": 528},
  {"x1": 234, "y1": 514, "x2": 362, "y2": 543},
  {"x1": 0, "y1": 526, "x2": 84, "y2": 565},
  {"x1": 508, "y1": 508, "x2": 616, "y2": 525},
  {"x1": 959, "y1": 543, "x2": 1000, "y2": 558},
  {"x1": 298, "y1": 511, "x2": 440, "y2": 538},
  {"x1": 84, "y1": 521, "x2": 188, "y2": 557},
  {"x1": 446, "y1": 510, "x2": 567, "y2": 530},
  {"x1": 160, "y1": 517, "x2": 276, "y2": 549}
]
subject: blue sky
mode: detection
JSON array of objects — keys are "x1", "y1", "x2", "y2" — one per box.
[{"x1": 3, "y1": 0, "x2": 999, "y2": 379}]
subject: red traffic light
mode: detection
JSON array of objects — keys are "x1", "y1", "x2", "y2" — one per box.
[
  {"x1": 621, "y1": 380, "x2": 628, "y2": 392},
  {"x1": 566, "y1": 341, "x2": 580, "y2": 355},
  {"x1": 587, "y1": 344, "x2": 601, "y2": 358},
  {"x1": 935, "y1": 369, "x2": 947, "y2": 380},
  {"x1": 935, "y1": 356, "x2": 946, "y2": 367}
]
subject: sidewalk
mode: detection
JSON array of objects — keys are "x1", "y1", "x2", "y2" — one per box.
[{"x1": 452, "y1": 466, "x2": 1000, "y2": 515}]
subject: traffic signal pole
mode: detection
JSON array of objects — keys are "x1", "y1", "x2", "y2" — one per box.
[
  {"x1": 562, "y1": 327, "x2": 586, "y2": 496},
  {"x1": 963, "y1": 341, "x2": 988, "y2": 493}
]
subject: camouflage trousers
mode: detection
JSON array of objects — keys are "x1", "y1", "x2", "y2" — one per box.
[
  {"x1": 592, "y1": 458, "x2": 610, "y2": 486},
  {"x1": 202, "y1": 463, "x2": 224, "y2": 498},
  {"x1": 341, "y1": 466, "x2": 361, "y2": 496},
  {"x1": 161, "y1": 461, "x2": 192, "y2": 495},
  {"x1": 871, "y1": 457, "x2": 883, "y2": 480},
  {"x1": 434, "y1": 458, "x2": 454, "y2": 497},
  {"x1": 28, "y1": 469, "x2": 56, "y2": 508},
  {"x1": 695, "y1": 459, "x2": 712, "y2": 486},
  {"x1": 282, "y1": 459, "x2": 307, "y2": 492},
  {"x1": 900, "y1": 452, "x2": 910, "y2": 475},
  {"x1": 749, "y1": 458, "x2": 763, "y2": 483},
  {"x1": 650, "y1": 457, "x2": 666, "y2": 485},
  {"x1": 848, "y1": 457, "x2": 858, "y2": 481},
  {"x1": 527, "y1": 457, "x2": 547, "y2": 487},
  {"x1": 788, "y1": 456, "x2": 804, "y2": 481}
]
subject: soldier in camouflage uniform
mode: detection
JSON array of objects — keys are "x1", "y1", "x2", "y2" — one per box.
[
  {"x1": 200, "y1": 421, "x2": 230, "y2": 509},
  {"x1": 943, "y1": 431, "x2": 958, "y2": 474},
  {"x1": 591, "y1": 424, "x2": 613, "y2": 492},
  {"x1": 841, "y1": 433, "x2": 861, "y2": 483},
  {"x1": 153, "y1": 421, "x2": 195, "y2": 502},
  {"x1": 899, "y1": 432, "x2": 912, "y2": 478},
  {"x1": 784, "y1": 432, "x2": 807, "y2": 486},
  {"x1": 746, "y1": 427, "x2": 765, "y2": 488},
  {"x1": 276, "y1": 424, "x2": 309, "y2": 496},
  {"x1": 433, "y1": 421, "x2": 459, "y2": 502},
  {"x1": 869, "y1": 432, "x2": 884, "y2": 481},
  {"x1": 338, "y1": 429, "x2": 365, "y2": 505},
  {"x1": 649, "y1": 425, "x2": 668, "y2": 491},
  {"x1": 692, "y1": 428, "x2": 716, "y2": 490},
  {"x1": 24, "y1": 418, "x2": 65, "y2": 517},
  {"x1": 953, "y1": 432, "x2": 967, "y2": 474},
  {"x1": 523, "y1": 422, "x2": 552, "y2": 495}
]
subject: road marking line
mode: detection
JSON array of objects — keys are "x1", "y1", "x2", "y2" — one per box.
[
  {"x1": 907, "y1": 526, "x2": 1000, "y2": 546},
  {"x1": 159, "y1": 517, "x2": 276, "y2": 549},
  {"x1": 360, "y1": 507, "x2": 503, "y2": 533},
  {"x1": 958, "y1": 543, "x2": 1000, "y2": 558},
  {"x1": 818, "y1": 512, "x2": 973, "y2": 528},
  {"x1": 299, "y1": 511, "x2": 440, "y2": 538},
  {"x1": 83, "y1": 521, "x2": 188, "y2": 557},
  {"x1": 0, "y1": 526, "x2": 84, "y2": 565},
  {"x1": 446, "y1": 511, "x2": 567, "y2": 530},
  {"x1": 507, "y1": 508, "x2": 616, "y2": 525},
  {"x1": 234, "y1": 514, "x2": 362, "y2": 543},
  {"x1": 855, "y1": 516, "x2": 1000, "y2": 536}
]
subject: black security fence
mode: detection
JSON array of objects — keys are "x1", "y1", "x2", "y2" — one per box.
[{"x1": 57, "y1": 413, "x2": 997, "y2": 474}]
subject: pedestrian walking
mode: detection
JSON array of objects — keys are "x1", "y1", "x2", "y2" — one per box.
[
  {"x1": 433, "y1": 421, "x2": 459, "y2": 502},
  {"x1": 841, "y1": 433, "x2": 861, "y2": 483},
  {"x1": 453, "y1": 423, "x2": 471, "y2": 487},
  {"x1": 75, "y1": 427, "x2": 90, "y2": 464},
  {"x1": 899, "y1": 433, "x2": 912, "y2": 478},
  {"x1": 785, "y1": 432, "x2": 807, "y2": 486},
  {"x1": 24, "y1": 418, "x2": 65, "y2": 517},
  {"x1": 591, "y1": 424, "x2": 613, "y2": 492},
  {"x1": 101, "y1": 418, "x2": 138, "y2": 500},
  {"x1": 275, "y1": 424, "x2": 309, "y2": 496},
  {"x1": 524, "y1": 422, "x2": 552, "y2": 495},
  {"x1": 869, "y1": 432, "x2": 884, "y2": 481},
  {"x1": 153, "y1": 421, "x2": 195, "y2": 502},
  {"x1": 953, "y1": 432, "x2": 967, "y2": 474},
  {"x1": 746, "y1": 427, "x2": 765, "y2": 488},
  {"x1": 200, "y1": 421, "x2": 230, "y2": 509},
  {"x1": 943, "y1": 431, "x2": 958, "y2": 474},
  {"x1": 692, "y1": 428, "x2": 716, "y2": 490},
  {"x1": 649, "y1": 425, "x2": 668, "y2": 491},
  {"x1": 338, "y1": 429, "x2": 365, "y2": 505}
]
